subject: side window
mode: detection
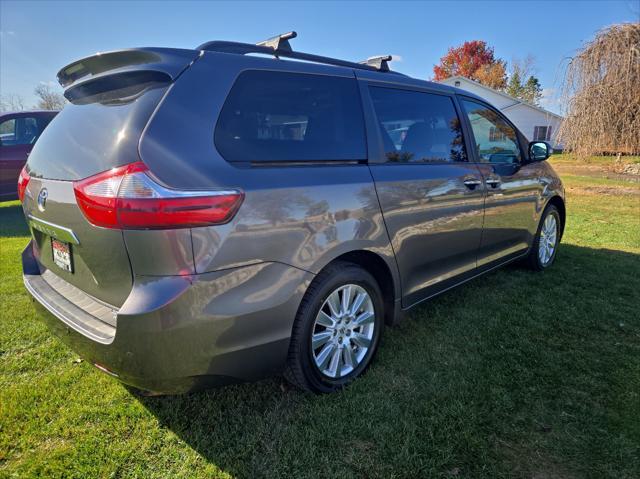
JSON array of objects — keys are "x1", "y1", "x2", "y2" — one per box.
[
  {"x1": 369, "y1": 87, "x2": 466, "y2": 163},
  {"x1": 0, "y1": 117, "x2": 40, "y2": 146},
  {"x1": 215, "y1": 71, "x2": 366, "y2": 163},
  {"x1": 461, "y1": 99, "x2": 521, "y2": 164},
  {"x1": 20, "y1": 118, "x2": 39, "y2": 144},
  {"x1": 0, "y1": 118, "x2": 16, "y2": 146}
]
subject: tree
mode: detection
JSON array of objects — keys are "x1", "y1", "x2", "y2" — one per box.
[
  {"x1": 522, "y1": 76, "x2": 542, "y2": 105},
  {"x1": 474, "y1": 62, "x2": 508, "y2": 90},
  {"x1": 0, "y1": 93, "x2": 26, "y2": 112},
  {"x1": 558, "y1": 23, "x2": 640, "y2": 158},
  {"x1": 505, "y1": 56, "x2": 543, "y2": 105},
  {"x1": 433, "y1": 40, "x2": 506, "y2": 89},
  {"x1": 506, "y1": 69, "x2": 524, "y2": 99},
  {"x1": 34, "y1": 84, "x2": 66, "y2": 110},
  {"x1": 506, "y1": 72, "x2": 542, "y2": 105}
]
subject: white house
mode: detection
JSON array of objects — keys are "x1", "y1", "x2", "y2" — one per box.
[{"x1": 439, "y1": 76, "x2": 564, "y2": 149}]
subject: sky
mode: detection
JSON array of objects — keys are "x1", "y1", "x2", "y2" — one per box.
[{"x1": 1, "y1": 0, "x2": 638, "y2": 114}]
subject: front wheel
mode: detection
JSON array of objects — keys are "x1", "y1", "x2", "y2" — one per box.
[
  {"x1": 526, "y1": 204, "x2": 561, "y2": 270},
  {"x1": 284, "y1": 261, "x2": 384, "y2": 393}
]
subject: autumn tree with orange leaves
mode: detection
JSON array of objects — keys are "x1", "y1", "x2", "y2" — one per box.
[{"x1": 433, "y1": 40, "x2": 507, "y2": 90}]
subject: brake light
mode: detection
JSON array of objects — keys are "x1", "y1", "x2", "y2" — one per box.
[
  {"x1": 73, "y1": 162, "x2": 243, "y2": 229},
  {"x1": 17, "y1": 166, "x2": 30, "y2": 202}
]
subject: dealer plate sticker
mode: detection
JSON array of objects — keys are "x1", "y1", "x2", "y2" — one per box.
[{"x1": 51, "y1": 238, "x2": 73, "y2": 273}]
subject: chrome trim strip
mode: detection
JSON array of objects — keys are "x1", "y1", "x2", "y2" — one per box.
[{"x1": 28, "y1": 215, "x2": 80, "y2": 245}]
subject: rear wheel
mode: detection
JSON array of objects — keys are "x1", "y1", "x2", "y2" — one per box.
[
  {"x1": 526, "y1": 204, "x2": 561, "y2": 270},
  {"x1": 284, "y1": 261, "x2": 384, "y2": 393}
]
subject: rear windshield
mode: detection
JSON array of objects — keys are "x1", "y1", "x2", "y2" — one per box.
[
  {"x1": 27, "y1": 85, "x2": 167, "y2": 180},
  {"x1": 214, "y1": 70, "x2": 366, "y2": 163}
]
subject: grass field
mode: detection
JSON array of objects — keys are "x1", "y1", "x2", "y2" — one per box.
[{"x1": 1, "y1": 155, "x2": 639, "y2": 478}]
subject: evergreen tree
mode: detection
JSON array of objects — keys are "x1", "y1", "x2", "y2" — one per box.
[
  {"x1": 523, "y1": 76, "x2": 542, "y2": 105},
  {"x1": 506, "y1": 70, "x2": 543, "y2": 106},
  {"x1": 506, "y1": 70, "x2": 523, "y2": 99}
]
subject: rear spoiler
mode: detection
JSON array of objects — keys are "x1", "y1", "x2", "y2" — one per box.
[{"x1": 57, "y1": 47, "x2": 200, "y2": 99}]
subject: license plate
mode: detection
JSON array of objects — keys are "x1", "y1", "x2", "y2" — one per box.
[{"x1": 51, "y1": 238, "x2": 73, "y2": 273}]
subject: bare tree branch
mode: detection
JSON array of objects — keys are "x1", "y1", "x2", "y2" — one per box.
[
  {"x1": 510, "y1": 54, "x2": 536, "y2": 80},
  {"x1": 34, "y1": 84, "x2": 66, "y2": 110},
  {"x1": 0, "y1": 93, "x2": 27, "y2": 112}
]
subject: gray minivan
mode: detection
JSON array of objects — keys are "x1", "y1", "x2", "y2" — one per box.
[{"x1": 20, "y1": 33, "x2": 565, "y2": 394}]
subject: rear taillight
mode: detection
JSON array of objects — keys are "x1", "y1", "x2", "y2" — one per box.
[
  {"x1": 73, "y1": 162, "x2": 243, "y2": 229},
  {"x1": 17, "y1": 166, "x2": 30, "y2": 203}
]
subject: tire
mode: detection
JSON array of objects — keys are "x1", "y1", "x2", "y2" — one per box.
[
  {"x1": 526, "y1": 204, "x2": 561, "y2": 271},
  {"x1": 284, "y1": 261, "x2": 384, "y2": 393}
]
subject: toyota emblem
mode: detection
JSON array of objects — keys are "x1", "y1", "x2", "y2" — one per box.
[{"x1": 37, "y1": 188, "x2": 48, "y2": 212}]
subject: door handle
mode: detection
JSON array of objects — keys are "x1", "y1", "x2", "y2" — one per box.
[
  {"x1": 485, "y1": 178, "x2": 501, "y2": 188},
  {"x1": 463, "y1": 178, "x2": 482, "y2": 190}
]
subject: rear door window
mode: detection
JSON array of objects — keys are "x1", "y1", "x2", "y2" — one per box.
[
  {"x1": 369, "y1": 87, "x2": 467, "y2": 163},
  {"x1": 215, "y1": 71, "x2": 366, "y2": 163}
]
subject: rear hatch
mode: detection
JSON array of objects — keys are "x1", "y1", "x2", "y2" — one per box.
[{"x1": 22, "y1": 48, "x2": 199, "y2": 307}]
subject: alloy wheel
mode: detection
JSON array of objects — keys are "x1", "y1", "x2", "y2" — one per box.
[
  {"x1": 311, "y1": 284, "x2": 376, "y2": 379},
  {"x1": 538, "y1": 214, "x2": 558, "y2": 266}
]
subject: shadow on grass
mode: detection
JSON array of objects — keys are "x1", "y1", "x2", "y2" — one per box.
[
  {"x1": 137, "y1": 244, "x2": 640, "y2": 478},
  {"x1": 0, "y1": 203, "x2": 29, "y2": 238}
]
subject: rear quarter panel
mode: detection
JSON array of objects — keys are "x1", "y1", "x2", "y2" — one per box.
[{"x1": 139, "y1": 52, "x2": 400, "y2": 297}]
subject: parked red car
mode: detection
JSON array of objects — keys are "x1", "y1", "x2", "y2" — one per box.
[{"x1": 0, "y1": 110, "x2": 58, "y2": 200}]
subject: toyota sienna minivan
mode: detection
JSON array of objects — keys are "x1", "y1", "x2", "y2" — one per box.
[{"x1": 20, "y1": 32, "x2": 565, "y2": 394}]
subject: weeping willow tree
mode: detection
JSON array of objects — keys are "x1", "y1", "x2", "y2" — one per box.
[{"x1": 558, "y1": 23, "x2": 640, "y2": 159}]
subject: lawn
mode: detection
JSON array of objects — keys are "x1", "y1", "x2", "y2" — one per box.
[{"x1": 1, "y1": 156, "x2": 639, "y2": 478}]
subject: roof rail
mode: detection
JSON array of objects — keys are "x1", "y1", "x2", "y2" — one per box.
[{"x1": 197, "y1": 31, "x2": 397, "y2": 73}]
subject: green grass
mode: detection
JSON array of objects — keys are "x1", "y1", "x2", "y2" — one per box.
[
  {"x1": 558, "y1": 174, "x2": 638, "y2": 188},
  {"x1": 1, "y1": 161, "x2": 639, "y2": 478},
  {"x1": 550, "y1": 153, "x2": 640, "y2": 166}
]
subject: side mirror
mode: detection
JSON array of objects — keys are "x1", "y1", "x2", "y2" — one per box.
[{"x1": 528, "y1": 141, "x2": 552, "y2": 162}]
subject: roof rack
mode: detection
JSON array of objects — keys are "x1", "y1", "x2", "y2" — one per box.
[
  {"x1": 197, "y1": 31, "x2": 397, "y2": 73},
  {"x1": 256, "y1": 31, "x2": 296, "y2": 52},
  {"x1": 360, "y1": 55, "x2": 392, "y2": 72}
]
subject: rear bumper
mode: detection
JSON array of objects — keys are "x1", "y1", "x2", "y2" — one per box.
[{"x1": 22, "y1": 241, "x2": 313, "y2": 394}]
